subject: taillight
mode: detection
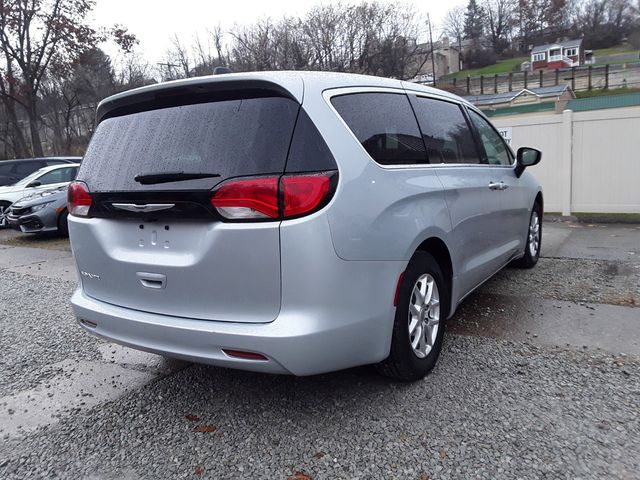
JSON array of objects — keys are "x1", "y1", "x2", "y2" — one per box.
[
  {"x1": 281, "y1": 174, "x2": 331, "y2": 218},
  {"x1": 68, "y1": 181, "x2": 93, "y2": 217},
  {"x1": 211, "y1": 172, "x2": 335, "y2": 221},
  {"x1": 211, "y1": 177, "x2": 279, "y2": 219}
]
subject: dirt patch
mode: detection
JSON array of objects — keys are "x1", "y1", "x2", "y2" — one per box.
[
  {"x1": 0, "y1": 231, "x2": 70, "y2": 251},
  {"x1": 479, "y1": 257, "x2": 640, "y2": 307}
]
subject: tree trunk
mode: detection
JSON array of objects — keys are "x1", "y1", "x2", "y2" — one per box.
[
  {"x1": 26, "y1": 94, "x2": 44, "y2": 157},
  {"x1": 0, "y1": 97, "x2": 30, "y2": 158}
]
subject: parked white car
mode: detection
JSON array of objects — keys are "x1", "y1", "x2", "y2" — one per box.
[{"x1": 0, "y1": 163, "x2": 80, "y2": 228}]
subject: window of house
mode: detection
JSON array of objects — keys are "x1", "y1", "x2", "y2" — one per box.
[
  {"x1": 565, "y1": 48, "x2": 577, "y2": 56},
  {"x1": 549, "y1": 49, "x2": 562, "y2": 60},
  {"x1": 532, "y1": 53, "x2": 545, "y2": 62},
  {"x1": 411, "y1": 97, "x2": 480, "y2": 164},
  {"x1": 331, "y1": 92, "x2": 428, "y2": 165}
]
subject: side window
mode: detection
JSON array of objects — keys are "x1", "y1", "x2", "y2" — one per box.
[
  {"x1": 36, "y1": 167, "x2": 75, "y2": 186},
  {"x1": 411, "y1": 97, "x2": 480, "y2": 164},
  {"x1": 15, "y1": 161, "x2": 43, "y2": 175},
  {"x1": 331, "y1": 92, "x2": 427, "y2": 165},
  {"x1": 0, "y1": 162, "x2": 14, "y2": 174},
  {"x1": 468, "y1": 110, "x2": 512, "y2": 166}
]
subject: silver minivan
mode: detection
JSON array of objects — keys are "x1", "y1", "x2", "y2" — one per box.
[{"x1": 68, "y1": 72, "x2": 542, "y2": 381}]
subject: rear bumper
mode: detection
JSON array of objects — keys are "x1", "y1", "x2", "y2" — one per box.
[
  {"x1": 72, "y1": 285, "x2": 397, "y2": 376},
  {"x1": 70, "y1": 214, "x2": 405, "y2": 376}
]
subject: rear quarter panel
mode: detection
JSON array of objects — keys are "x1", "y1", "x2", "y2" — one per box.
[{"x1": 303, "y1": 88, "x2": 453, "y2": 264}]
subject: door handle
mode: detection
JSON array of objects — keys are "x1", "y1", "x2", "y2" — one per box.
[{"x1": 488, "y1": 182, "x2": 508, "y2": 191}]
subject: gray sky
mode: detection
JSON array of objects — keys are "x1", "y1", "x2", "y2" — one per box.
[{"x1": 91, "y1": 0, "x2": 465, "y2": 64}]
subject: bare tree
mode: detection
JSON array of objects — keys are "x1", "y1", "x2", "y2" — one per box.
[
  {"x1": 484, "y1": 0, "x2": 516, "y2": 53},
  {"x1": 0, "y1": 0, "x2": 99, "y2": 156},
  {"x1": 443, "y1": 6, "x2": 466, "y2": 49}
]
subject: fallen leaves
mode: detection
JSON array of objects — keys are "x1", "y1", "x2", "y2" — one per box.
[
  {"x1": 439, "y1": 449, "x2": 447, "y2": 460},
  {"x1": 194, "y1": 465, "x2": 203, "y2": 476},
  {"x1": 312, "y1": 452, "x2": 325, "y2": 459},
  {"x1": 288, "y1": 472, "x2": 312, "y2": 480},
  {"x1": 193, "y1": 425, "x2": 217, "y2": 433},
  {"x1": 185, "y1": 414, "x2": 200, "y2": 422}
]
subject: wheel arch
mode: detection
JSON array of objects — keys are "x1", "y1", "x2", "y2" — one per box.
[
  {"x1": 413, "y1": 236, "x2": 453, "y2": 317},
  {"x1": 534, "y1": 191, "x2": 544, "y2": 217}
]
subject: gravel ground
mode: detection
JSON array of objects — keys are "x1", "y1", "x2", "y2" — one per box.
[
  {"x1": 1, "y1": 223, "x2": 639, "y2": 479},
  {"x1": 481, "y1": 257, "x2": 640, "y2": 306},
  {"x1": 0, "y1": 271, "x2": 101, "y2": 396},
  {"x1": 1, "y1": 336, "x2": 638, "y2": 479}
]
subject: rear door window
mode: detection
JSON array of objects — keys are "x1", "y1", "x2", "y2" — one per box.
[
  {"x1": 411, "y1": 97, "x2": 480, "y2": 164},
  {"x1": 331, "y1": 92, "x2": 427, "y2": 165},
  {"x1": 79, "y1": 95, "x2": 300, "y2": 192}
]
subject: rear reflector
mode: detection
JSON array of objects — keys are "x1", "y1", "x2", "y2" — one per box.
[
  {"x1": 222, "y1": 349, "x2": 268, "y2": 361},
  {"x1": 393, "y1": 272, "x2": 405, "y2": 306},
  {"x1": 68, "y1": 181, "x2": 93, "y2": 217},
  {"x1": 211, "y1": 172, "x2": 335, "y2": 221}
]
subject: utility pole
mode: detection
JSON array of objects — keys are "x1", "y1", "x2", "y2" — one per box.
[{"x1": 428, "y1": 14, "x2": 436, "y2": 87}]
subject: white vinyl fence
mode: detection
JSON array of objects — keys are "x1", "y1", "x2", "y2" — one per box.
[{"x1": 492, "y1": 106, "x2": 640, "y2": 214}]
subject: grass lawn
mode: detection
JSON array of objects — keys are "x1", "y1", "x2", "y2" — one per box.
[
  {"x1": 444, "y1": 57, "x2": 528, "y2": 79},
  {"x1": 593, "y1": 46, "x2": 640, "y2": 56}
]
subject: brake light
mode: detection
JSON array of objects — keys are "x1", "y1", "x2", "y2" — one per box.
[
  {"x1": 68, "y1": 181, "x2": 93, "y2": 217},
  {"x1": 211, "y1": 172, "x2": 335, "y2": 221},
  {"x1": 281, "y1": 174, "x2": 331, "y2": 218},
  {"x1": 211, "y1": 177, "x2": 279, "y2": 219}
]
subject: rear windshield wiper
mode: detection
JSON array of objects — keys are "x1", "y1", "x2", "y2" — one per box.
[{"x1": 134, "y1": 171, "x2": 221, "y2": 185}]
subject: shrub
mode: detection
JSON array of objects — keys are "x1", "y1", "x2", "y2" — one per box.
[{"x1": 463, "y1": 48, "x2": 498, "y2": 69}]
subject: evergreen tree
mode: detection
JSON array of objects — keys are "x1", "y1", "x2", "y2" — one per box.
[{"x1": 464, "y1": 0, "x2": 486, "y2": 43}]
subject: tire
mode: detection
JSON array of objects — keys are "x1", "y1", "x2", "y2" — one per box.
[
  {"x1": 376, "y1": 251, "x2": 449, "y2": 382},
  {"x1": 512, "y1": 203, "x2": 542, "y2": 269},
  {"x1": 57, "y1": 209, "x2": 69, "y2": 236},
  {"x1": 0, "y1": 201, "x2": 11, "y2": 229}
]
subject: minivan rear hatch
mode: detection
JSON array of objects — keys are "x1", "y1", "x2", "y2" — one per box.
[{"x1": 72, "y1": 81, "x2": 301, "y2": 323}]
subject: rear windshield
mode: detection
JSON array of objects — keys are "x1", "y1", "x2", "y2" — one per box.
[{"x1": 78, "y1": 95, "x2": 300, "y2": 192}]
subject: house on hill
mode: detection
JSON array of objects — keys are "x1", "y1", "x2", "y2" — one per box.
[
  {"x1": 408, "y1": 38, "x2": 461, "y2": 83},
  {"x1": 530, "y1": 39, "x2": 593, "y2": 71}
]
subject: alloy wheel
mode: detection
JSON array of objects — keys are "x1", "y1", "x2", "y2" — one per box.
[
  {"x1": 528, "y1": 211, "x2": 540, "y2": 257},
  {"x1": 0, "y1": 205, "x2": 9, "y2": 228},
  {"x1": 408, "y1": 274, "x2": 440, "y2": 358}
]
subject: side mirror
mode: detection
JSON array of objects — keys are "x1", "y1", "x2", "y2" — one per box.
[
  {"x1": 27, "y1": 181, "x2": 42, "y2": 188},
  {"x1": 515, "y1": 147, "x2": 542, "y2": 177}
]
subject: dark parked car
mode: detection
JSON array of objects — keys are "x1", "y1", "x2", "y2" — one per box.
[
  {"x1": 0, "y1": 157, "x2": 81, "y2": 186},
  {"x1": 7, "y1": 185, "x2": 71, "y2": 235}
]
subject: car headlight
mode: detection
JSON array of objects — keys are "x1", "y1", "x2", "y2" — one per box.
[{"x1": 30, "y1": 202, "x2": 53, "y2": 212}]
